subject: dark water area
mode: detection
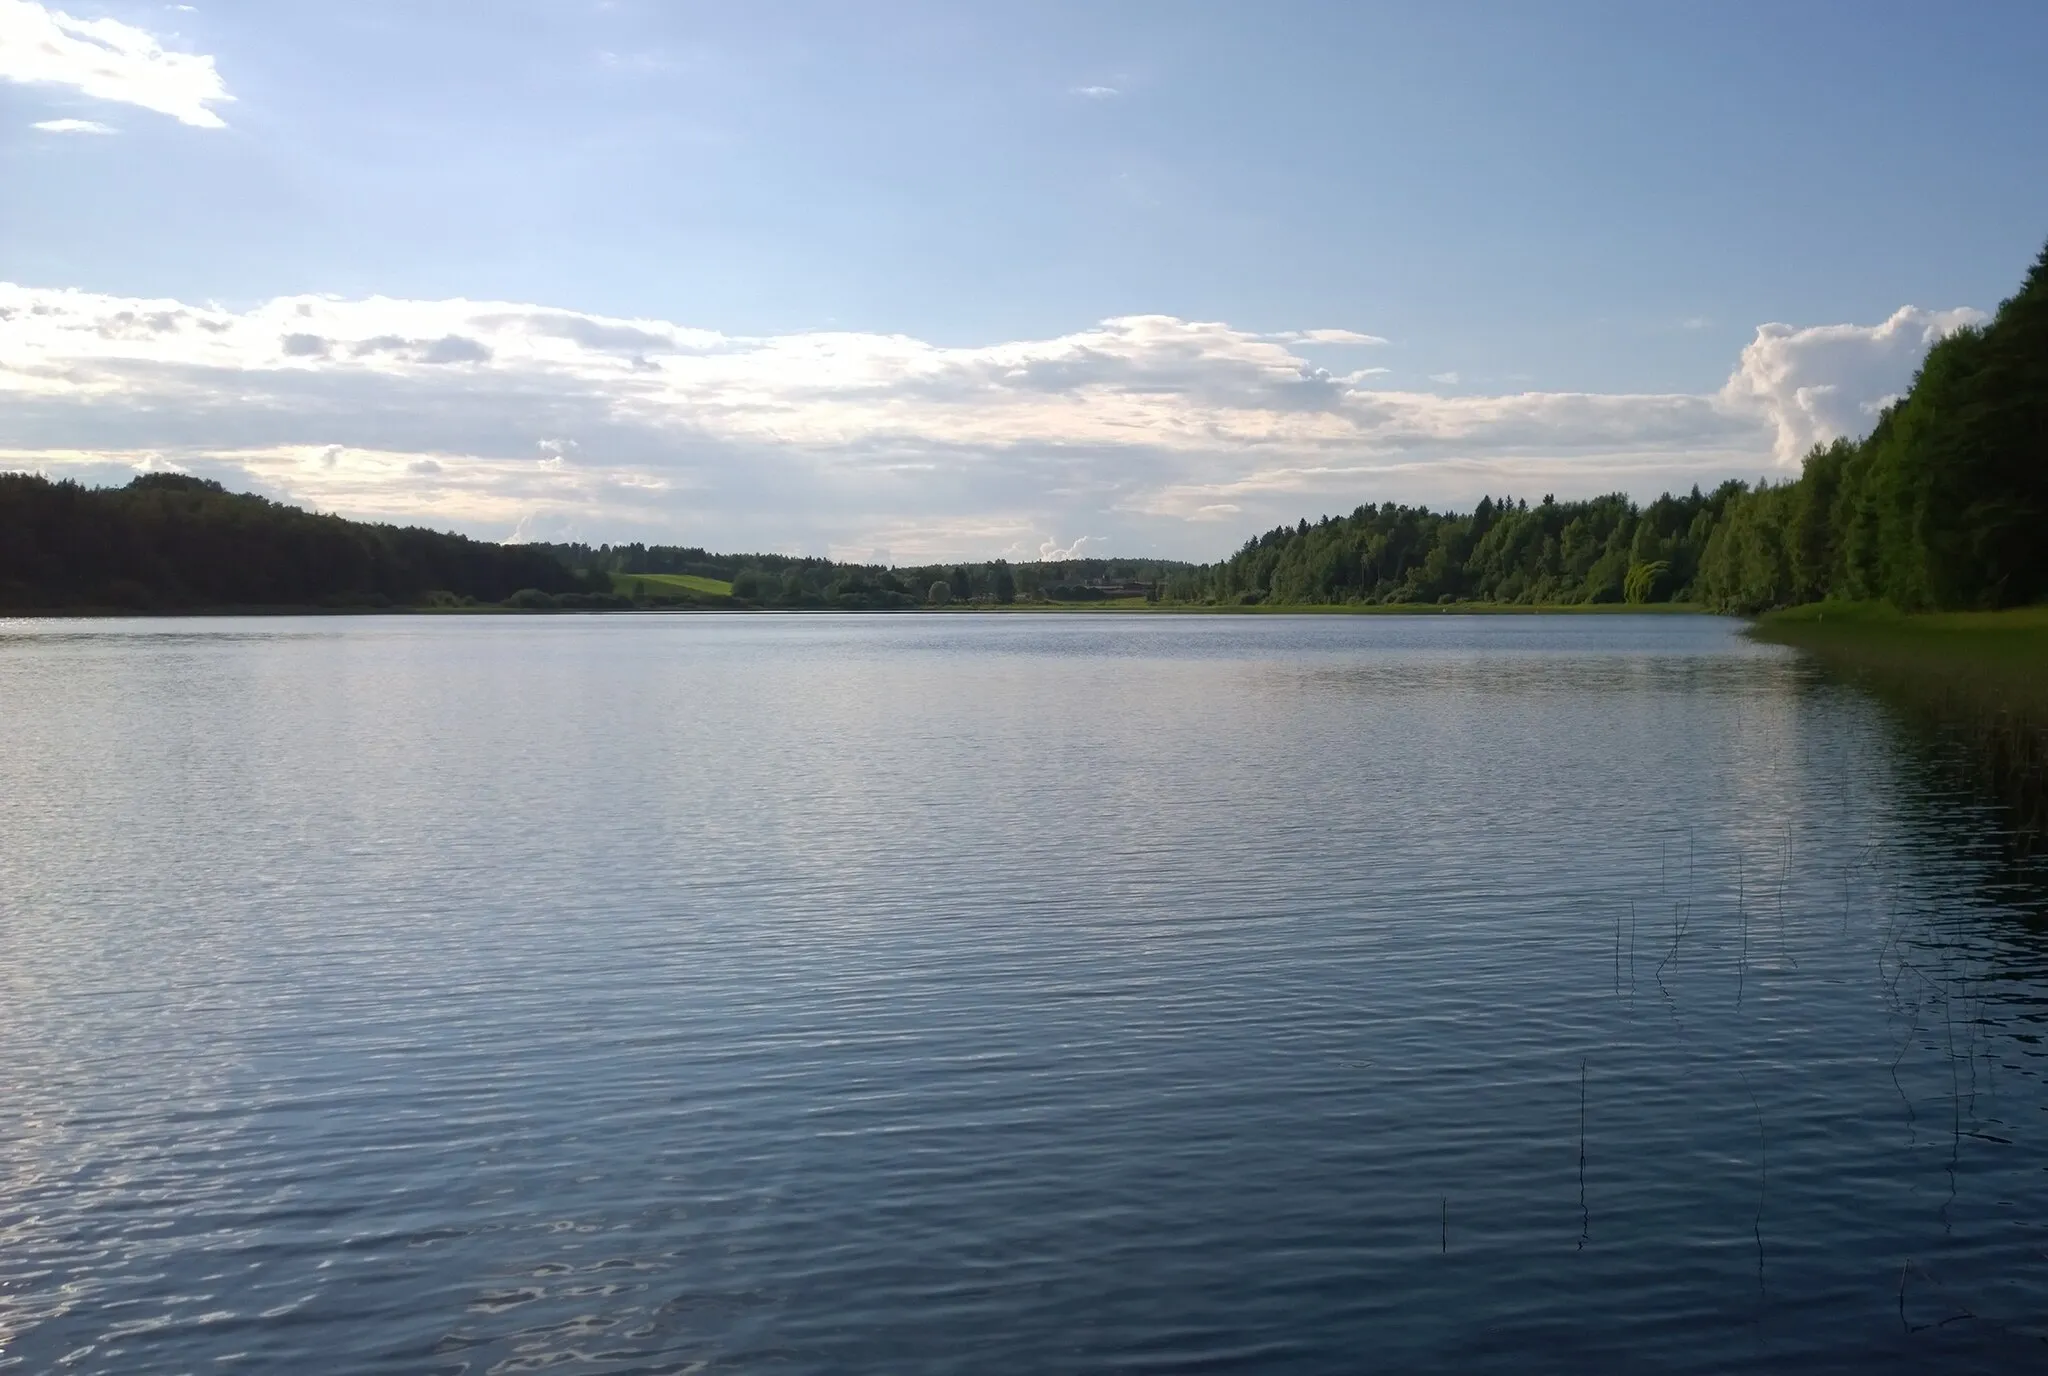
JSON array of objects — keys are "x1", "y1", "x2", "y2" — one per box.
[
  {"x1": 0, "y1": 613, "x2": 2043, "y2": 1373},
  {"x1": 1812, "y1": 653, "x2": 2048, "y2": 859}
]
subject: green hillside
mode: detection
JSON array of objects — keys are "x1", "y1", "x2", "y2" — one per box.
[
  {"x1": 610, "y1": 572, "x2": 734, "y2": 602},
  {"x1": 0, "y1": 472, "x2": 603, "y2": 611}
]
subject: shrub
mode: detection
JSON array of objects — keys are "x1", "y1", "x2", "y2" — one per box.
[{"x1": 1624, "y1": 559, "x2": 1672, "y2": 604}]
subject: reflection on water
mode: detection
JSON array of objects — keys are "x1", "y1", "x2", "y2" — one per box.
[
  {"x1": 0, "y1": 613, "x2": 2044, "y2": 1373},
  {"x1": 1862, "y1": 677, "x2": 2047, "y2": 862}
]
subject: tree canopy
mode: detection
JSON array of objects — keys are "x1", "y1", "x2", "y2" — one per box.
[
  {"x1": 1153, "y1": 487, "x2": 1738, "y2": 607},
  {"x1": 0, "y1": 473, "x2": 596, "y2": 611},
  {"x1": 1696, "y1": 240, "x2": 2048, "y2": 613}
]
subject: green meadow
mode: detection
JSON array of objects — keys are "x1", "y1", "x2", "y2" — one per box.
[{"x1": 610, "y1": 572, "x2": 734, "y2": 601}]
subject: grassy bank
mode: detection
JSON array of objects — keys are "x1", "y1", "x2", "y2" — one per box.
[
  {"x1": 1755, "y1": 603, "x2": 2048, "y2": 846},
  {"x1": 939, "y1": 599, "x2": 1709, "y2": 614},
  {"x1": 1752, "y1": 603, "x2": 2048, "y2": 713},
  {"x1": 609, "y1": 572, "x2": 735, "y2": 604}
]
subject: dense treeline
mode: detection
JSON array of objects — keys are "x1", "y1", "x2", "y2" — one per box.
[
  {"x1": 0, "y1": 473, "x2": 600, "y2": 610},
  {"x1": 0, "y1": 471, "x2": 1187, "y2": 613},
  {"x1": 893, "y1": 556, "x2": 1187, "y2": 604},
  {"x1": 1159, "y1": 486, "x2": 1740, "y2": 606},
  {"x1": 1697, "y1": 241, "x2": 2048, "y2": 613},
  {"x1": 1159, "y1": 238, "x2": 2047, "y2": 612},
  {"x1": 538, "y1": 540, "x2": 1191, "y2": 609}
]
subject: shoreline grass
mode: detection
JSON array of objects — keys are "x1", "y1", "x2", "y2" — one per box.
[
  {"x1": 1753, "y1": 602, "x2": 2048, "y2": 844},
  {"x1": 990, "y1": 599, "x2": 1708, "y2": 615},
  {"x1": 1750, "y1": 602, "x2": 2048, "y2": 712}
]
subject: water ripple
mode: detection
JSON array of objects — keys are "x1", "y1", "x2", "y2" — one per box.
[{"x1": 0, "y1": 614, "x2": 2043, "y2": 1372}]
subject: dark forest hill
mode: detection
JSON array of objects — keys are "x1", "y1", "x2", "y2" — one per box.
[
  {"x1": 0, "y1": 473, "x2": 602, "y2": 611},
  {"x1": 0, "y1": 472, "x2": 1190, "y2": 612}
]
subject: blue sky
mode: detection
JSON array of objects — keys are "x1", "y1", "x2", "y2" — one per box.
[{"x1": 3, "y1": 1, "x2": 2045, "y2": 560}]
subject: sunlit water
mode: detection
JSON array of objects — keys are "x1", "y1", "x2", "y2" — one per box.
[{"x1": 0, "y1": 613, "x2": 2043, "y2": 1373}]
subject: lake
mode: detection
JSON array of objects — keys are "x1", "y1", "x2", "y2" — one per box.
[{"x1": 0, "y1": 613, "x2": 2042, "y2": 1373}]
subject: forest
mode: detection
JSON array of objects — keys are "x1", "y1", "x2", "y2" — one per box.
[
  {"x1": 1157, "y1": 238, "x2": 2046, "y2": 613},
  {"x1": 1693, "y1": 241, "x2": 2048, "y2": 613},
  {"x1": 0, "y1": 473, "x2": 605, "y2": 611},
  {"x1": 1155, "y1": 486, "x2": 1741, "y2": 607},
  {"x1": 535, "y1": 539, "x2": 1192, "y2": 610},
  {"x1": 2, "y1": 240, "x2": 2039, "y2": 616}
]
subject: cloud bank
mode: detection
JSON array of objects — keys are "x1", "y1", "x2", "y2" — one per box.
[
  {"x1": 0, "y1": 283, "x2": 1977, "y2": 559},
  {"x1": 1721, "y1": 305, "x2": 1985, "y2": 462},
  {"x1": 0, "y1": 0, "x2": 230, "y2": 128}
]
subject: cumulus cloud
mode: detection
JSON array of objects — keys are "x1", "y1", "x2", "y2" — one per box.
[
  {"x1": 0, "y1": 282, "x2": 1978, "y2": 559},
  {"x1": 0, "y1": 0, "x2": 230, "y2": 127},
  {"x1": 1721, "y1": 305, "x2": 1986, "y2": 463},
  {"x1": 30, "y1": 115, "x2": 111, "y2": 132}
]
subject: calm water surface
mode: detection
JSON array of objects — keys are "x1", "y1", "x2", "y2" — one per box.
[{"x1": 0, "y1": 613, "x2": 2043, "y2": 1373}]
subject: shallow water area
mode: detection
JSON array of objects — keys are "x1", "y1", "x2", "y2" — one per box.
[{"x1": 1, "y1": 612, "x2": 2043, "y2": 1373}]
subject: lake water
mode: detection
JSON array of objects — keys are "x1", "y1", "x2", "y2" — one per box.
[{"x1": 1, "y1": 613, "x2": 2043, "y2": 1373}]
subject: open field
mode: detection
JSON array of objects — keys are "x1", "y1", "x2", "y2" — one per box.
[{"x1": 611, "y1": 572, "x2": 734, "y2": 599}]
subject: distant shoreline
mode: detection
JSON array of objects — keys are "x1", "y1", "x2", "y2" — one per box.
[{"x1": 3, "y1": 599, "x2": 1716, "y2": 619}]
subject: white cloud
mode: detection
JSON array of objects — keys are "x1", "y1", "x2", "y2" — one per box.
[
  {"x1": 0, "y1": 0, "x2": 231, "y2": 128},
  {"x1": 1039, "y1": 535, "x2": 1097, "y2": 560},
  {"x1": 1429, "y1": 371, "x2": 1460, "y2": 385},
  {"x1": 0, "y1": 282, "x2": 1978, "y2": 559},
  {"x1": 30, "y1": 115, "x2": 111, "y2": 132},
  {"x1": 1073, "y1": 85, "x2": 1119, "y2": 99},
  {"x1": 1276, "y1": 328, "x2": 1388, "y2": 346},
  {"x1": 1721, "y1": 305, "x2": 1985, "y2": 464}
]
